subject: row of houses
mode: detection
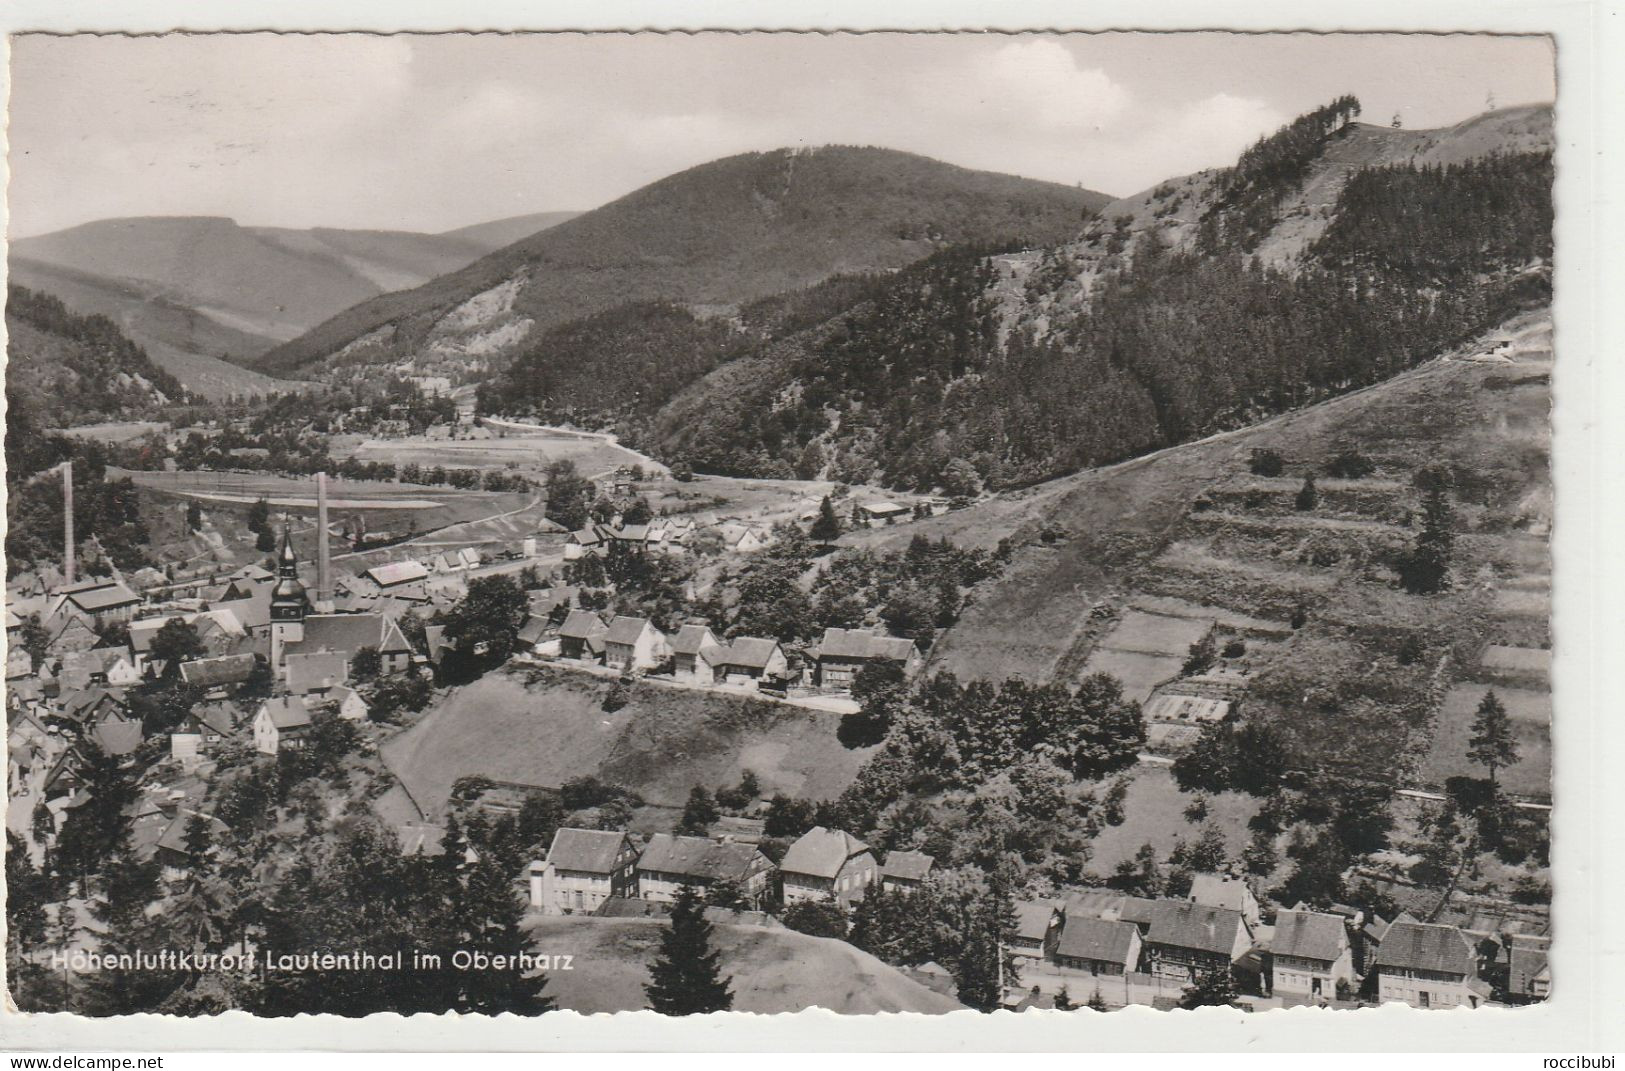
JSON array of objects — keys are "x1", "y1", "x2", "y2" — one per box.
[
  {"x1": 528, "y1": 824, "x2": 930, "y2": 916},
  {"x1": 550, "y1": 612, "x2": 923, "y2": 692},
  {"x1": 564, "y1": 518, "x2": 773, "y2": 560},
  {"x1": 1012, "y1": 874, "x2": 1524, "y2": 1009}
]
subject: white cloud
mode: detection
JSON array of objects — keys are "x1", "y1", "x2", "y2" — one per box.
[
  {"x1": 912, "y1": 39, "x2": 1131, "y2": 133},
  {"x1": 1157, "y1": 93, "x2": 1288, "y2": 175}
]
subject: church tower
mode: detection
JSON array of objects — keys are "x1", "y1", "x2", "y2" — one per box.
[{"x1": 269, "y1": 524, "x2": 309, "y2": 674}]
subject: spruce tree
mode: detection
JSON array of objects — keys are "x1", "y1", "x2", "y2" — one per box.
[
  {"x1": 1468, "y1": 689, "x2": 1520, "y2": 790},
  {"x1": 1294, "y1": 474, "x2": 1319, "y2": 511},
  {"x1": 645, "y1": 885, "x2": 733, "y2": 1015},
  {"x1": 809, "y1": 496, "x2": 842, "y2": 543},
  {"x1": 1087, "y1": 988, "x2": 1108, "y2": 1011},
  {"x1": 454, "y1": 857, "x2": 556, "y2": 1014},
  {"x1": 1053, "y1": 985, "x2": 1075, "y2": 1010}
]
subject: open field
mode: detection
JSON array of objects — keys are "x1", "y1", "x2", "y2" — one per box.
[
  {"x1": 342, "y1": 432, "x2": 643, "y2": 479},
  {"x1": 1421, "y1": 684, "x2": 1551, "y2": 799},
  {"x1": 1083, "y1": 765, "x2": 1259, "y2": 878},
  {"x1": 521, "y1": 914, "x2": 962, "y2": 1014},
  {"x1": 119, "y1": 467, "x2": 532, "y2": 534},
  {"x1": 51, "y1": 420, "x2": 169, "y2": 443},
  {"x1": 381, "y1": 665, "x2": 873, "y2": 816}
]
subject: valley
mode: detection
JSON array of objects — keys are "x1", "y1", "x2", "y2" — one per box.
[{"x1": 5, "y1": 90, "x2": 1555, "y2": 1019}]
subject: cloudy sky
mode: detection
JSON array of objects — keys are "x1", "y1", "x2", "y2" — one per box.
[{"x1": 7, "y1": 32, "x2": 1555, "y2": 237}]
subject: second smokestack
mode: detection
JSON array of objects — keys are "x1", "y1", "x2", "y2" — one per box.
[{"x1": 316, "y1": 471, "x2": 332, "y2": 609}]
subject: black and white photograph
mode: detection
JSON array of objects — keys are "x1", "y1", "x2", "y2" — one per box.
[{"x1": 2, "y1": 22, "x2": 1593, "y2": 1038}]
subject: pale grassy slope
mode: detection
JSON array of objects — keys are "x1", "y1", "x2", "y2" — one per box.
[
  {"x1": 523, "y1": 915, "x2": 965, "y2": 1014},
  {"x1": 904, "y1": 307, "x2": 1552, "y2": 684},
  {"x1": 381, "y1": 665, "x2": 874, "y2": 815}
]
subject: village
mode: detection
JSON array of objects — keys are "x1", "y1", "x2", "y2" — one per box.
[{"x1": 5, "y1": 413, "x2": 1551, "y2": 1013}]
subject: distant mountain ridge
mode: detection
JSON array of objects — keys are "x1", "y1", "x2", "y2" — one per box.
[
  {"x1": 9, "y1": 210, "x2": 576, "y2": 400},
  {"x1": 252, "y1": 146, "x2": 1111, "y2": 379}
]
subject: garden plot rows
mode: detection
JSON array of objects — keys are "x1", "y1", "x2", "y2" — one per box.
[{"x1": 1080, "y1": 608, "x2": 1212, "y2": 704}]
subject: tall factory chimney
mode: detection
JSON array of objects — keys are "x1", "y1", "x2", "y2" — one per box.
[
  {"x1": 62, "y1": 461, "x2": 76, "y2": 585},
  {"x1": 315, "y1": 471, "x2": 333, "y2": 610}
]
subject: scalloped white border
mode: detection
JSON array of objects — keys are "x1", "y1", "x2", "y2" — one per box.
[{"x1": 1, "y1": 0, "x2": 1618, "y2": 1053}]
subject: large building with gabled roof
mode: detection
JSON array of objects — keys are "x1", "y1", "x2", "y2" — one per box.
[{"x1": 528, "y1": 828, "x2": 640, "y2": 915}]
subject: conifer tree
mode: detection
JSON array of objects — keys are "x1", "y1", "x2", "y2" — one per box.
[
  {"x1": 1053, "y1": 985, "x2": 1075, "y2": 1010},
  {"x1": 1087, "y1": 988, "x2": 1109, "y2": 1011},
  {"x1": 1468, "y1": 689, "x2": 1520, "y2": 790},
  {"x1": 809, "y1": 495, "x2": 842, "y2": 543},
  {"x1": 453, "y1": 857, "x2": 556, "y2": 1014},
  {"x1": 1294, "y1": 474, "x2": 1319, "y2": 511},
  {"x1": 645, "y1": 884, "x2": 734, "y2": 1015}
]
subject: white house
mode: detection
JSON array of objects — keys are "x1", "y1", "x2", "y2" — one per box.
[
  {"x1": 324, "y1": 683, "x2": 370, "y2": 723},
  {"x1": 603, "y1": 616, "x2": 670, "y2": 672},
  {"x1": 253, "y1": 696, "x2": 312, "y2": 755},
  {"x1": 780, "y1": 826, "x2": 877, "y2": 907},
  {"x1": 529, "y1": 828, "x2": 640, "y2": 915},
  {"x1": 1270, "y1": 906, "x2": 1355, "y2": 1001},
  {"x1": 635, "y1": 834, "x2": 773, "y2": 907},
  {"x1": 1370, "y1": 916, "x2": 1489, "y2": 1009}
]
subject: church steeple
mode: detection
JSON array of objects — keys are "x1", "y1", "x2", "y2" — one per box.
[
  {"x1": 270, "y1": 525, "x2": 308, "y2": 623},
  {"x1": 269, "y1": 523, "x2": 309, "y2": 675}
]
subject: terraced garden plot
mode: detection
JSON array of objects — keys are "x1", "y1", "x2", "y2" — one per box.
[
  {"x1": 1079, "y1": 648, "x2": 1183, "y2": 704},
  {"x1": 1099, "y1": 610, "x2": 1213, "y2": 656},
  {"x1": 1478, "y1": 644, "x2": 1551, "y2": 685},
  {"x1": 1127, "y1": 596, "x2": 1291, "y2": 637},
  {"x1": 1421, "y1": 684, "x2": 1551, "y2": 799}
]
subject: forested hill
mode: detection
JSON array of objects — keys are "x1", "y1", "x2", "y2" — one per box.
[
  {"x1": 253, "y1": 147, "x2": 1110, "y2": 379},
  {"x1": 5, "y1": 284, "x2": 189, "y2": 425},
  {"x1": 618, "y1": 103, "x2": 1554, "y2": 490}
]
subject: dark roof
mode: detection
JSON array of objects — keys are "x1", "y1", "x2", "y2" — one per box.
[
  {"x1": 558, "y1": 609, "x2": 608, "y2": 640},
  {"x1": 66, "y1": 583, "x2": 141, "y2": 611},
  {"x1": 637, "y1": 834, "x2": 766, "y2": 883},
  {"x1": 156, "y1": 811, "x2": 228, "y2": 855},
  {"x1": 780, "y1": 826, "x2": 871, "y2": 879},
  {"x1": 546, "y1": 828, "x2": 632, "y2": 874},
  {"x1": 882, "y1": 849, "x2": 935, "y2": 882},
  {"x1": 286, "y1": 613, "x2": 409, "y2": 658},
  {"x1": 1507, "y1": 934, "x2": 1550, "y2": 996},
  {"x1": 90, "y1": 717, "x2": 144, "y2": 756},
  {"x1": 1056, "y1": 916, "x2": 1141, "y2": 965},
  {"x1": 179, "y1": 653, "x2": 258, "y2": 687},
  {"x1": 259, "y1": 696, "x2": 312, "y2": 731},
  {"x1": 189, "y1": 702, "x2": 237, "y2": 737},
  {"x1": 285, "y1": 651, "x2": 348, "y2": 695},
  {"x1": 216, "y1": 588, "x2": 272, "y2": 630},
  {"x1": 1013, "y1": 899, "x2": 1061, "y2": 941},
  {"x1": 816, "y1": 627, "x2": 917, "y2": 663},
  {"x1": 670, "y1": 624, "x2": 720, "y2": 656},
  {"x1": 1370, "y1": 920, "x2": 1476, "y2": 977},
  {"x1": 58, "y1": 687, "x2": 127, "y2": 721},
  {"x1": 1146, "y1": 900, "x2": 1248, "y2": 956},
  {"x1": 517, "y1": 618, "x2": 549, "y2": 645},
  {"x1": 605, "y1": 615, "x2": 656, "y2": 646},
  {"x1": 1271, "y1": 909, "x2": 1347, "y2": 963},
  {"x1": 1116, "y1": 896, "x2": 1158, "y2": 926},
  {"x1": 713, "y1": 637, "x2": 781, "y2": 671}
]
